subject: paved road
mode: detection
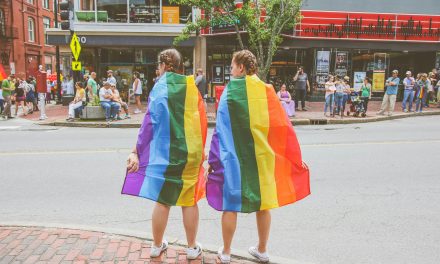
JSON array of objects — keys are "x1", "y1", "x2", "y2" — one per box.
[{"x1": 0, "y1": 116, "x2": 439, "y2": 264}]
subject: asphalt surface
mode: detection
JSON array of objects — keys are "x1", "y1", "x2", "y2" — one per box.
[{"x1": 0, "y1": 116, "x2": 439, "y2": 264}]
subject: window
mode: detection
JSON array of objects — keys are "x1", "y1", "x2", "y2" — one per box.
[
  {"x1": 27, "y1": 0, "x2": 34, "y2": 4},
  {"x1": 43, "y1": 17, "x2": 50, "y2": 44},
  {"x1": 0, "y1": 9, "x2": 5, "y2": 37},
  {"x1": 45, "y1": 56, "x2": 52, "y2": 72},
  {"x1": 28, "y1": 17, "x2": 35, "y2": 42},
  {"x1": 43, "y1": 0, "x2": 50, "y2": 9}
]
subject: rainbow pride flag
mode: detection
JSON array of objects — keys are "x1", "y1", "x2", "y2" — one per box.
[
  {"x1": 122, "y1": 72, "x2": 207, "y2": 206},
  {"x1": 207, "y1": 75, "x2": 310, "y2": 213},
  {"x1": 0, "y1": 64, "x2": 7, "y2": 81}
]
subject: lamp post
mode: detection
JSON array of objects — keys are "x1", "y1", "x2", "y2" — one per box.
[{"x1": 54, "y1": 0, "x2": 62, "y2": 104}]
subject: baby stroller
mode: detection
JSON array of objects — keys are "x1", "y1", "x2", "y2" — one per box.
[{"x1": 350, "y1": 95, "x2": 366, "y2": 117}]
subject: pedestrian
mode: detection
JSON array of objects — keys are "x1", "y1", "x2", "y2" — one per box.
[
  {"x1": 195, "y1": 68, "x2": 207, "y2": 98},
  {"x1": 46, "y1": 80, "x2": 52, "y2": 104},
  {"x1": 342, "y1": 76, "x2": 351, "y2": 116},
  {"x1": 1, "y1": 75, "x2": 15, "y2": 120},
  {"x1": 0, "y1": 81, "x2": 4, "y2": 115},
  {"x1": 415, "y1": 73, "x2": 429, "y2": 113},
  {"x1": 66, "y1": 82, "x2": 86, "y2": 121},
  {"x1": 377, "y1": 70, "x2": 400, "y2": 116},
  {"x1": 25, "y1": 77, "x2": 35, "y2": 114},
  {"x1": 14, "y1": 79, "x2": 28, "y2": 116},
  {"x1": 110, "y1": 83, "x2": 130, "y2": 119},
  {"x1": 334, "y1": 75, "x2": 344, "y2": 116},
  {"x1": 206, "y1": 50, "x2": 310, "y2": 264},
  {"x1": 123, "y1": 48, "x2": 207, "y2": 260},
  {"x1": 324, "y1": 75, "x2": 336, "y2": 117},
  {"x1": 106, "y1": 70, "x2": 117, "y2": 87},
  {"x1": 402, "y1": 71, "x2": 415, "y2": 112},
  {"x1": 132, "y1": 71, "x2": 142, "y2": 114},
  {"x1": 29, "y1": 76, "x2": 38, "y2": 112},
  {"x1": 293, "y1": 66, "x2": 310, "y2": 111},
  {"x1": 277, "y1": 83, "x2": 296, "y2": 117},
  {"x1": 99, "y1": 82, "x2": 120, "y2": 122},
  {"x1": 87, "y1": 72, "x2": 98, "y2": 100},
  {"x1": 360, "y1": 77, "x2": 372, "y2": 113},
  {"x1": 428, "y1": 72, "x2": 437, "y2": 105}
]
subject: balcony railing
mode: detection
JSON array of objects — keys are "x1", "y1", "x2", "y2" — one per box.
[{"x1": 0, "y1": 26, "x2": 18, "y2": 39}]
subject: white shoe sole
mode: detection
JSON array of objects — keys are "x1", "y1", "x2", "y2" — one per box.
[{"x1": 248, "y1": 247, "x2": 269, "y2": 263}]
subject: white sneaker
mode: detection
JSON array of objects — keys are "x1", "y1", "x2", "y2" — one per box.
[
  {"x1": 186, "y1": 242, "x2": 202, "y2": 260},
  {"x1": 217, "y1": 247, "x2": 231, "y2": 264},
  {"x1": 248, "y1": 246, "x2": 269, "y2": 263},
  {"x1": 134, "y1": 109, "x2": 142, "y2": 114},
  {"x1": 150, "y1": 240, "x2": 168, "y2": 258}
]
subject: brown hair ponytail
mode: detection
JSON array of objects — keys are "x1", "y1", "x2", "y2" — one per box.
[
  {"x1": 158, "y1": 49, "x2": 183, "y2": 74},
  {"x1": 232, "y1": 50, "x2": 258, "y2": 75}
]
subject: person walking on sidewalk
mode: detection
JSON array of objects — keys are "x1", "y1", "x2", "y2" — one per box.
[
  {"x1": 25, "y1": 77, "x2": 35, "y2": 114},
  {"x1": 106, "y1": 70, "x2": 117, "y2": 87},
  {"x1": 123, "y1": 49, "x2": 207, "y2": 260},
  {"x1": 402, "y1": 71, "x2": 415, "y2": 112},
  {"x1": 377, "y1": 70, "x2": 400, "y2": 116},
  {"x1": 132, "y1": 71, "x2": 143, "y2": 114},
  {"x1": 14, "y1": 79, "x2": 28, "y2": 117},
  {"x1": 1, "y1": 75, "x2": 14, "y2": 120},
  {"x1": 66, "y1": 82, "x2": 86, "y2": 121},
  {"x1": 206, "y1": 50, "x2": 310, "y2": 264},
  {"x1": 361, "y1": 77, "x2": 372, "y2": 114},
  {"x1": 334, "y1": 76, "x2": 345, "y2": 116},
  {"x1": 415, "y1": 73, "x2": 429, "y2": 113},
  {"x1": 342, "y1": 76, "x2": 352, "y2": 116},
  {"x1": 324, "y1": 75, "x2": 336, "y2": 117},
  {"x1": 293, "y1": 66, "x2": 310, "y2": 111}
]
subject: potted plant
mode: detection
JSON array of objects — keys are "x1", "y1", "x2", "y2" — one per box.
[{"x1": 81, "y1": 95, "x2": 106, "y2": 120}]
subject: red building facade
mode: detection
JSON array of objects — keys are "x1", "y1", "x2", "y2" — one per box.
[{"x1": 0, "y1": 0, "x2": 59, "y2": 79}]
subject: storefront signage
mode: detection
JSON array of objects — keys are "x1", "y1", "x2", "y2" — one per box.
[
  {"x1": 212, "y1": 65, "x2": 224, "y2": 83},
  {"x1": 353, "y1": 72, "x2": 366, "y2": 91},
  {"x1": 315, "y1": 50, "x2": 330, "y2": 90},
  {"x1": 372, "y1": 72, "x2": 385, "y2": 92},
  {"x1": 298, "y1": 11, "x2": 440, "y2": 42},
  {"x1": 162, "y1": 6, "x2": 179, "y2": 24},
  {"x1": 335, "y1": 51, "x2": 348, "y2": 78},
  {"x1": 435, "y1": 52, "x2": 440, "y2": 70}
]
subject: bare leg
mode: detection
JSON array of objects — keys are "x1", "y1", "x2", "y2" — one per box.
[
  {"x1": 152, "y1": 203, "x2": 170, "y2": 247},
  {"x1": 182, "y1": 204, "x2": 199, "y2": 248},
  {"x1": 256, "y1": 210, "x2": 271, "y2": 253},
  {"x1": 222, "y1": 212, "x2": 237, "y2": 255},
  {"x1": 136, "y1": 97, "x2": 142, "y2": 111}
]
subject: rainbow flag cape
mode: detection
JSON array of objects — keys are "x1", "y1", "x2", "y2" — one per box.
[
  {"x1": 0, "y1": 64, "x2": 7, "y2": 81},
  {"x1": 207, "y1": 75, "x2": 310, "y2": 213},
  {"x1": 122, "y1": 72, "x2": 207, "y2": 206}
]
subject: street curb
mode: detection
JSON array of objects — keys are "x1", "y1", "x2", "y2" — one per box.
[
  {"x1": 36, "y1": 110, "x2": 440, "y2": 128},
  {"x1": 0, "y1": 222, "x2": 308, "y2": 264}
]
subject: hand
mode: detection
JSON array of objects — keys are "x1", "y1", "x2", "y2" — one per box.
[
  {"x1": 127, "y1": 153, "x2": 139, "y2": 173},
  {"x1": 204, "y1": 165, "x2": 213, "y2": 181}
]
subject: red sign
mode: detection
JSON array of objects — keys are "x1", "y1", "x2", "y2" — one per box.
[{"x1": 297, "y1": 10, "x2": 440, "y2": 42}]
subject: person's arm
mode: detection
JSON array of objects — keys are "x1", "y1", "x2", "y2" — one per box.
[
  {"x1": 307, "y1": 80, "x2": 311, "y2": 92},
  {"x1": 368, "y1": 83, "x2": 372, "y2": 99},
  {"x1": 293, "y1": 71, "x2": 299, "y2": 81},
  {"x1": 133, "y1": 79, "x2": 139, "y2": 92}
]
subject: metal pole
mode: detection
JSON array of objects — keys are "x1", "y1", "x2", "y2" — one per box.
[{"x1": 55, "y1": 0, "x2": 62, "y2": 104}]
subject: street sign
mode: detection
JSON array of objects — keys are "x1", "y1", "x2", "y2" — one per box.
[
  {"x1": 72, "y1": 61, "x2": 82, "y2": 71},
  {"x1": 70, "y1": 33, "x2": 81, "y2": 61}
]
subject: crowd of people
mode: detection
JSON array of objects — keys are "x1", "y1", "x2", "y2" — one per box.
[{"x1": 0, "y1": 75, "x2": 39, "y2": 120}]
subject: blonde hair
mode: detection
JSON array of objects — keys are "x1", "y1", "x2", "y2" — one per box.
[
  {"x1": 158, "y1": 49, "x2": 183, "y2": 74},
  {"x1": 232, "y1": 50, "x2": 257, "y2": 75}
]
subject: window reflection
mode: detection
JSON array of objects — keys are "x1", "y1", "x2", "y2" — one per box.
[
  {"x1": 129, "y1": 0, "x2": 160, "y2": 23},
  {"x1": 97, "y1": 0, "x2": 126, "y2": 22}
]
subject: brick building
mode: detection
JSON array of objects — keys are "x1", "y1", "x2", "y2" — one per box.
[{"x1": 0, "y1": 0, "x2": 59, "y2": 79}]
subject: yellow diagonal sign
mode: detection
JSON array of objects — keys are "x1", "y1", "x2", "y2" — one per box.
[
  {"x1": 70, "y1": 33, "x2": 81, "y2": 61},
  {"x1": 72, "y1": 61, "x2": 82, "y2": 71}
]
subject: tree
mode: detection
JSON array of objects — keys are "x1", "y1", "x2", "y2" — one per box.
[{"x1": 172, "y1": 0, "x2": 302, "y2": 81}]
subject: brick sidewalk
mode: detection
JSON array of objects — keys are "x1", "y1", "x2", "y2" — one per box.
[{"x1": 0, "y1": 226, "x2": 258, "y2": 264}]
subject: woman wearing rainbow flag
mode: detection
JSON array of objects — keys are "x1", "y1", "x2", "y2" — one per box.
[
  {"x1": 207, "y1": 50, "x2": 310, "y2": 263},
  {"x1": 122, "y1": 49, "x2": 207, "y2": 260}
]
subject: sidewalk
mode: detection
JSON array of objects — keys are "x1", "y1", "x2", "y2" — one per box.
[
  {"x1": 0, "y1": 226, "x2": 258, "y2": 264},
  {"x1": 13, "y1": 100, "x2": 440, "y2": 128}
]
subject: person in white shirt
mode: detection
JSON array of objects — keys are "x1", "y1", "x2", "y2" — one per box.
[
  {"x1": 132, "y1": 71, "x2": 142, "y2": 114},
  {"x1": 99, "y1": 82, "x2": 120, "y2": 122},
  {"x1": 402, "y1": 71, "x2": 415, "y2": 112},
  {"x1": 106, "y1": 70, "x2": 117, "y2": 87}
]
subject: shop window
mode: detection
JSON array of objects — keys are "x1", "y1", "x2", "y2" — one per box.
[
  {"x1": 129, "y1": 0, "x2": 160, "y2": 23},
  {"x1": 43, "y1": 17, "x2": 50, "y2": 44},
  {"x1": 28, "y1": 17, "x2": 35, "y2": 43},
  {"x1": 97, "y1": 0, "x2": 126, "y2": 23},
  {"x1": 0, "y1": 9, "x2": 5, "y2": 37},
  {"x1": 27, "y1": 0, "x2": 34, "y2": 4},
  {"x1": 162, "y1": 0, "x2": 191, "y2": 24},
  {"x1": 45, "y1": 56, "x2": 52, "y2": 72},
  {"x1": 43, "y1": 0, "x2": 50, "y2": 9}
]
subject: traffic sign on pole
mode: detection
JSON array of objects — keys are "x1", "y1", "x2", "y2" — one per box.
[
  {"x1": 72, "y1": 61, "x2": 82, "y2": 71},
  {"x1": 70, "y1": 33, "x2": 81, "y2": 61}
]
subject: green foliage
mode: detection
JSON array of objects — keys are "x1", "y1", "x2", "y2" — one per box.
[
  {"x1": 171, "y1": 0, "x2": 303, "y2": 81},
  {"x1": 89, "y1": 95, "x2": 101, "y2": 106}
]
